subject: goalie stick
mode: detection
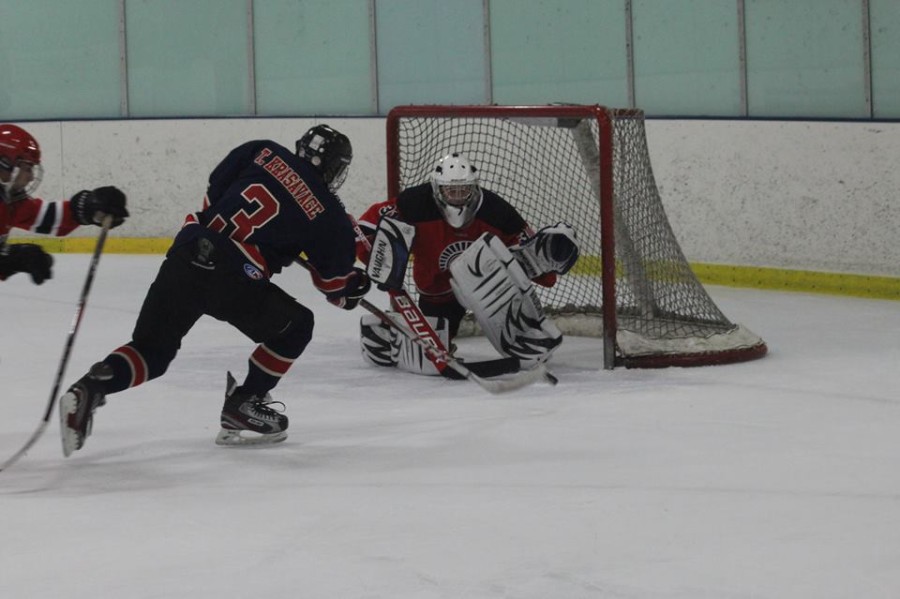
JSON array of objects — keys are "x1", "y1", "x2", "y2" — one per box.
[
  {"x1": 0, "y1": 216, "x2": 113, "y2": 473},
  {"x1": 387, "y1": 287, "x2": 557, "y2": 381},
  {"x1": 307, "y1": 212, "x2": 555, "y2": 390},
  {"x1": 354, "y1": 213, "x2": 559, "y2": 385},
  {"x1": 363, "y1": 294, "x2": 554, "y2": 393},
  {"x1": 294, "y1": 257, "x2": 555, "y2": 393}
]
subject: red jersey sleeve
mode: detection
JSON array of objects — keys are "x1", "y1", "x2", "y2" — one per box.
[{"x1": 6, "y1": 197, "x2": 80, "y2": 237}]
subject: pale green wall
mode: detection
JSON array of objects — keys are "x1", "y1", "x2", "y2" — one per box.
[{"x1": 0, "y1": 0, "x2": 896, "y2": 119}]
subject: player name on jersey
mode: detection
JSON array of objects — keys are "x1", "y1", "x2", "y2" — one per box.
[{"x1": 254, "y1": 148, "x2": 324, "y2": 219}]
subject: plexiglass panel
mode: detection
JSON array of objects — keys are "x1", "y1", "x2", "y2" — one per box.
[
  {"x1": 254, "y1": 0, "x2": 372, "y2": 116},
  {"x1": 490, "y1": 0, "x2": 628, "y2": 107},
  {"x1": 0, "y1": 0, "x2": 120, "y2": 119},
  {"x1": 871, "y1": 0, "x2": 900, "y2": 118},
  {"x1": 126, "y1": 0, "x2": 249, "y2": 117},
  {"x1": 633, "y1": 0, "x2": 741, "y2": 116},
  {"x1": 375, "y1": 0, "x2": 487, "y2": 111},
  {"x1": 745, "y1": 0, "x2": 867, "y2": 118},
  {"x1": 0, "y1": 1, "x2": 893, "y2": 121}
]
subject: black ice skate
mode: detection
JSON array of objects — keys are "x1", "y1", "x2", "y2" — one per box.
[
  {"x1": 59, "y1": 362, "x2": 112, "y2": 457},
  {"x1": 216, "y1": 371, "x2": 288, "y2": 446}
]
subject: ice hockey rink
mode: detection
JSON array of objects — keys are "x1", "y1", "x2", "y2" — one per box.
[{"x1": 1, "y1": 253, "x2": 898, "y2": 599}]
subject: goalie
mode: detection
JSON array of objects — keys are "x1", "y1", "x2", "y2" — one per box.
[{"x1": 356, "y1": 152, "x2": 579, "y2": 375}]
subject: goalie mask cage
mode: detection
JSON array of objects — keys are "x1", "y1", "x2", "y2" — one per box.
[{"x1": 386, "y1": 104, "x2": 767, "y2": 369}]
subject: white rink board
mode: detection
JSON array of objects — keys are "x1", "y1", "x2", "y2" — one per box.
[{"x1": 11, "y1": 117, "x2": 900, "y2": 277}]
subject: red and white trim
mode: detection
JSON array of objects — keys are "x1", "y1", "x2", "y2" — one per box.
[
  {"x1": 250, "y1": 344, "x2": 294, "y2": 377},
  {"x1": 112, "y1": 344, "x2": 149, "y2": 387}
]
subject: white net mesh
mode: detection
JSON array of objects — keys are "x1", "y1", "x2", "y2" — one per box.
[{"x1": 388, "y1": 105, "x2": 766, "y2": 368}]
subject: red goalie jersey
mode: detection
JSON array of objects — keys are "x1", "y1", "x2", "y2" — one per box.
[{"x1": 356, "y1": 182, "x2": 556, "y2": 305}]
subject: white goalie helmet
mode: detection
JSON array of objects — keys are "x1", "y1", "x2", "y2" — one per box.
[{"x1": 430, "y1": 152, "x2": 483, "y2": 228}]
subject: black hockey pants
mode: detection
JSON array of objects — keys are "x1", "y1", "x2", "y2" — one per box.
[{"x1": 103, "y1": 240, "x2": 314, "y2": 394}]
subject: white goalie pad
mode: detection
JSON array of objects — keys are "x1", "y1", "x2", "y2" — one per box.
[
  {"x1": 449, "y1": 233, "x2": 562, "y2": 363},
  {"x1": 395, "y1": 314, "x2": 450, "y2": 376},
  {"x1": 360, "y1": 313, "x2": 397, "y2": 367},
  {"x1": 359, "y1": 312, "x2": 449, "y2": 376}
]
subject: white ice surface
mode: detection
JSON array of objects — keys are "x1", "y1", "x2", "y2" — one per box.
[{"x1": 1, "y1": 254, "x2": 899, "y2": 599}]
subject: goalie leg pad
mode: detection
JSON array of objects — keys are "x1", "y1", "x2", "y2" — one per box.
[
  {"x1": 360, "y1": 313, "x2": 397, "y2": 367},
  {"x1": 360, "y1": 313, "x2": 450, "y2": 376},
  {"x1": 395, "y1": 315, "x2": 450, "y2": 376},
  {"x1": 450, "y1": 233, "x2": 562, "y2": 363}
]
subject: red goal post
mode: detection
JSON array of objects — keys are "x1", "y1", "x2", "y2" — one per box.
[{"x1": 386, "y1": 104, "x2": 767, "y2": 369}]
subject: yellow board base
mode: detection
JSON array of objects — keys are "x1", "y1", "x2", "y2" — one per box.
[{"x1": 9, "y1": 238, "x2": 900, "y2": 301}]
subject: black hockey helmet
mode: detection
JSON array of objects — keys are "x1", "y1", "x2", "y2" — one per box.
[{"x1": 296, "y1": 124, "x2": 352, "y2": 192}]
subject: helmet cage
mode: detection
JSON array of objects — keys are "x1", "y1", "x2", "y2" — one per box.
[
  {"x1": 0, "y1": 124, "x2": 43, "y2": 200},
  {"x1": 327, "y1": 160, "x2": 349, "y2": 193},
  {"x1": 5, "y1": 162, "x2": 43, "y2": 199},
  {"x1": 430, "y1": 153, "x2": 481, "y2": 228},
  {"x1": 437, "y1": 183, "x2": 478, "y2": 206}
]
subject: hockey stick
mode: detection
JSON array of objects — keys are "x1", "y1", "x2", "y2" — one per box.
[
  {"x1": 386, "y1": 287, "x2": 551, "y2": 380},
  {"x1": 295, "y1": 257, "x2": 554, "y2": 393},
  {"x1": 345, "y1": 215, "x2": 551, "y2": 383},
  {"x1": 0, "y1": 216, "x2": 113, "y2": 473},
  {"x1": 360, "y1": 296, "x2": 553, "y2": 393}
]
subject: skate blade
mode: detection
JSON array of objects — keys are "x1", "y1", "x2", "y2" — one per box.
[
  {"x1": 58, "y1": 391, "x2": 80, "y2": 458},
  {"x1": 215, "y1": 428, "x2": 287, "y2": 447}
]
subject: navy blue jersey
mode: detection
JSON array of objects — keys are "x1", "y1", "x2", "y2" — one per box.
[{"x1": 170, "y1": 140, "x2": 358, "y2": 284}]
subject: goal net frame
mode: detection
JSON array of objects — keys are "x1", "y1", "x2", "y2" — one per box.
[{"x1": 385, "y1": 104, "x2": 767, "y2": 369}]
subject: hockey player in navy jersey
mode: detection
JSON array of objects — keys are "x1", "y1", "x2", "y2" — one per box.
[
  {"x1": 0, "y1": 123, "x2": 128, "y2": 285},
  {"x1": 59, "y1": 124, "x2": 370, "y2": 454}
]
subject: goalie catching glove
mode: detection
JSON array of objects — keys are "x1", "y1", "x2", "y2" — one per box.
[
  {"x1": 450, "y1": 233, "x2": 562, "y2": 364},
  {"x1": 511, "y1": 222, "x2": 580, "y2": 279}
]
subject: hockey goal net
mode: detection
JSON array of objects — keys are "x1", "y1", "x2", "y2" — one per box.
[{"x1": 386, "y1": 104, "x2": 767, "y2": 369}]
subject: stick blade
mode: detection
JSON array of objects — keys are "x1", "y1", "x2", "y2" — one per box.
[{"x1": 469, "y1": 363, "x2": 556, "y2": 394}]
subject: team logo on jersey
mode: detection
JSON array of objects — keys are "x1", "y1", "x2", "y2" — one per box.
[
  {"x1": 243, "y1": 263, "x2": 264, "y2": 280},
  {"x1": 438, "y1": 240, "x2": 472, "y2": 271},
  {"x1": 378, "y1": 205, "x2": 398, "y2": 218}
]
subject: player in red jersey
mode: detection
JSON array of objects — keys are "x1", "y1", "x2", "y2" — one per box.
[
  {"x1": 356, "y1": 152, "x2": 579, "y2": 374},
  {"x1": 0, "y1": 124, "x2": 128, "y2": 285}
]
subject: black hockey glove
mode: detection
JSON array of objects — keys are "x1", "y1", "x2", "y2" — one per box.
[
  {"x1": 326, "y1": 268, "x2": 371, "y2": 310},
  {"x1": 0, "y1": 243, "x2": 53, "y2": 284},
  {"x1": 70, "y1": 186, "x2": 129, "y2": 228}
]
